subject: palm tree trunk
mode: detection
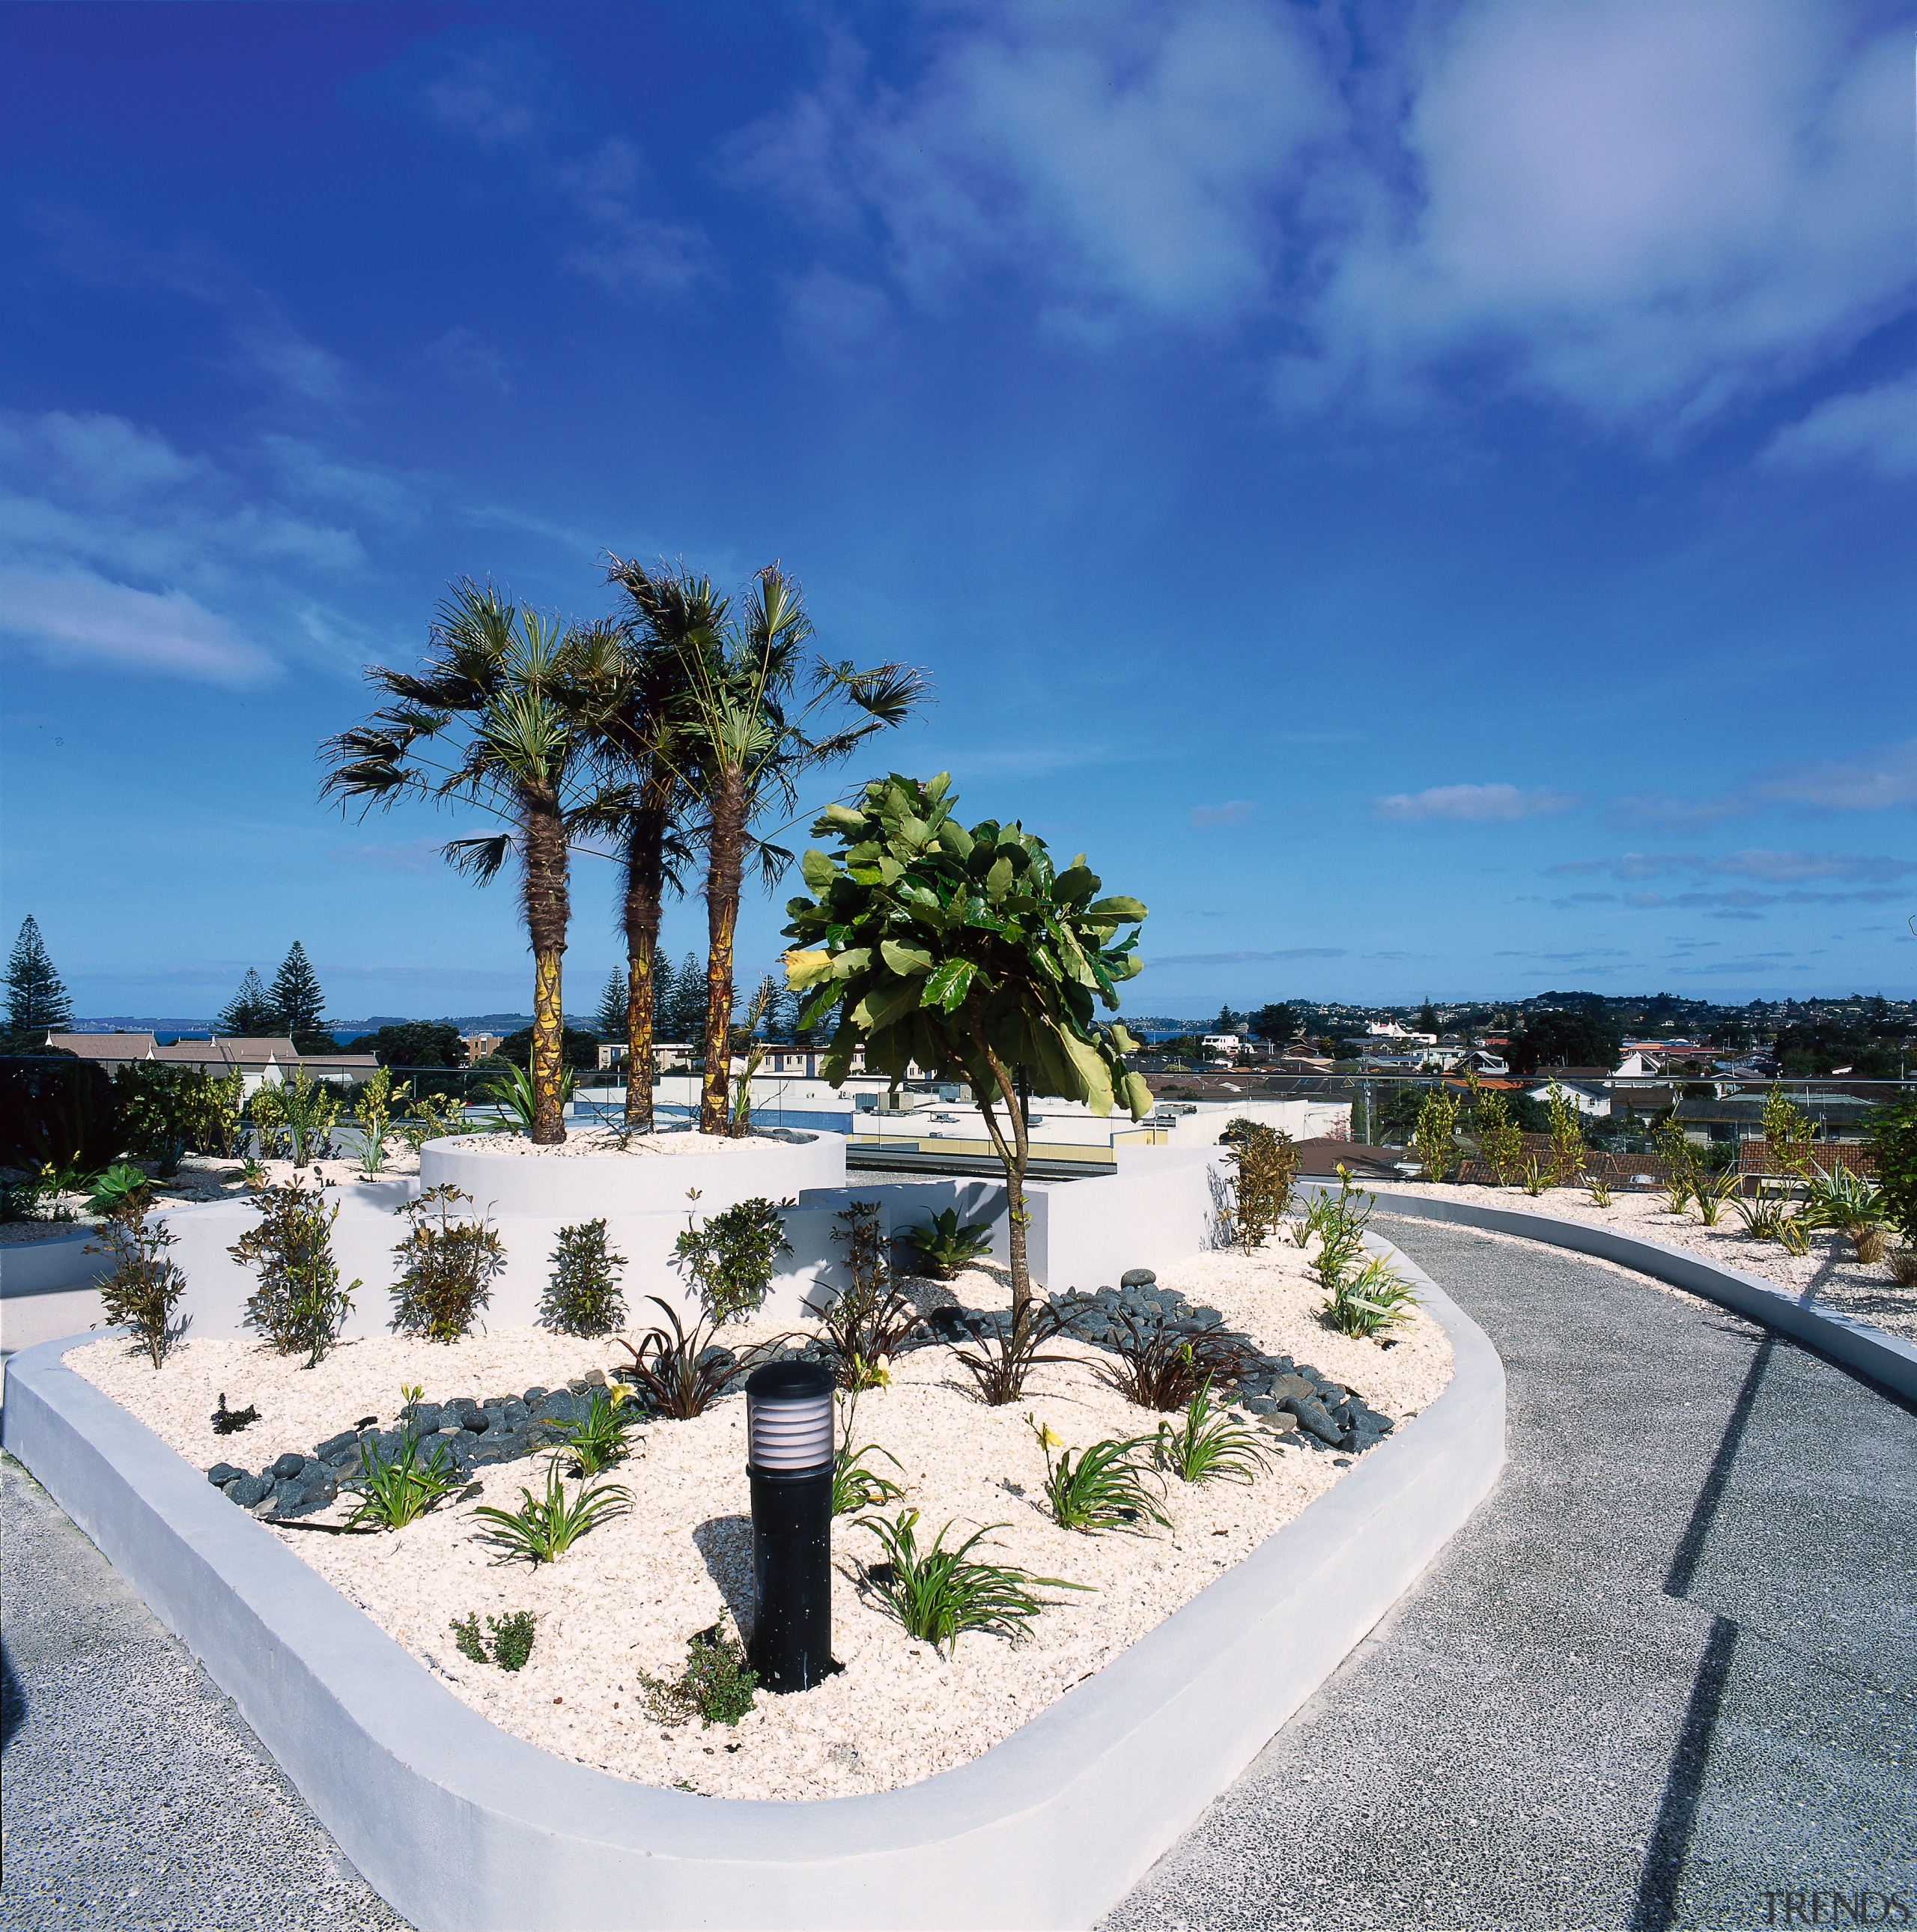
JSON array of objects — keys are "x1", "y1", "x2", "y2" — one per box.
[
  {"x1": 700, "y1": 772, "x2": 747, "y2": 1134},
  {"x1": 619, "y1": 801, "x2": 669, "y2": 1135},
  {"x1": 522, "y1": 792, "x2": 570, "y2": 1145}
]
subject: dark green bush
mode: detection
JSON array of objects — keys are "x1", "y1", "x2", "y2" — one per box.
[
  {"x1": 1867, "y1": 1095, "x2": 1917, "y2": 1244},
  {"x1": 672, "y1": 1194, "x2": 791, "y2": 1324},
  {"x1": 90, "y1": 1202, "x2": 189, "y2": 1369},
  {"x1": 637, "y1": 1626, "x2": 757, "y2": 1728},
  {"x1": 540, "y1": 1218, "x2": 628, "y2": 1336},
  {"x1": 228, "y1": 1176, "x2": 359, "y2": 1367},
  {"x1": 0, "y1": 1057, "x2": 120, "y2": 1170},
  {"x1": 389, "y1": 1184, "x2": 504, "y2": 1341}
]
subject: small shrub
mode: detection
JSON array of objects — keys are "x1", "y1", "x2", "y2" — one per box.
[
  {"x1": 450, "y1": 1610, "x2": 537, "y2": 1671},
  {"x1": 1797, "y1": 1161, "x2": 1885, "y2": 1236},
  {"x1": 832, "y1": 1391, "x2": 905, "y2": 1515},
  {"x1": 1325, "y1": 1253, "x2": 1419, "y2": 1340},
  {"x1": 899, "y1": 1206, "x2": 995, "y2": 1280},
  {"x1": 1887, "y1": 1246, "x2": 1917, "y2": 1288},
  {"x1": 1156, "y1": 1379, "x2": 1269, "y2": 1486},
  {"x1": 473, "y1": 1460, "x2": 631, "y2": 1563},
  {"x1": 1763, "y1": 1084, "x2": 1820, "y2": 1180},
  {"x1": 950, "y1": 1300, "x2": 1075, "y2": 1408},
  {"x1": 90, "y1": 1201, "x2": 189, "y2": 1368},
  {"x1": 210, "y1": 1394, "x2": 259, "y2": 1435},
  {"x1": 1866, "y1": 1093, "x2": 1917, "y2": 1245},
  {"x1": 85, "y1": 1163, "x2": 152, "y2": 1218},
  {"x1": 1583, "y1": 1173, "x2": 1614, "y2": 1209},
  {"x1": 1693, "y1": 1169, "x2": 1741, "y2": 1229},
  {"x1": 807, "y1": 1200, "x2": 920, "y2": 1390},
  {"x1": 1304, "y1": 1173, "x2": 1373, "y2": 1295},
  {"x1": 616, "y1": 1297, "x2": 772, "y2": 1420},
  {"x1": 637, "y1": 1626, "x2": 757, "y2": 1728},
  {"x1": 1854, "y1": 1224, "x2": 1889, "y2": 1266},
  {"x1": 389, "y1": 1185, "x2": 504, "y2": 1341},
  {"x1": 1411, "y1": 1093, "x2": 1457, "y2": 1187},
  {"x1": 395, "y1": 1090, "x2": 475, "y2": 1155},
  {"x1": 672, "y1": 1193, "x2": 792, "y2": 1324},
  {"x1": 344, "y1": 1436, "x2": 459, "y2": 1531},
  {"x1": 554, "y1": 1388, "x2": 642, "y2": 1474},
  {"x1": 353, "y1": 1066, "x2": 409, "y2": 1176},
  {"x1": 860, "y1": 1509, "x2": 1085, "y2": 1656},
  {"x1": 229, "y1": 1175, "x2": 359, "y2": 1367},
  {"x1": 1224, "y1": 1121, "x2": 1300, "y2": 1245},
  {"x1": 1544, "y1": 1081, "x2": 1585, "y2": 1186},
  {"x1": 1092, "y1": 1307, "x2": 1248, "y2": 1412},
  {"x1": 249, "y1": 1069, "x2": 338, "y2": 1166},
  {"x1": 541, "y1": 1218, "x2": 628, "y2": 1337},
  {"x1": 1522, "y1": 1158, "x2": 1551, "y2": 1199},
  {"x1": 1466, "y1": 1072, "x2": 1523, "y2": 1185},
  {"x1": 1033, "y1": 1421, "x2": 1170, "y2": 1533}
]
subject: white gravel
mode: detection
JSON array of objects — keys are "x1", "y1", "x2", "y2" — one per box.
[
  {"x1": 1372, "y1": 1180, "x2": 1917, "y2": 1345},
  {"x1": 67, "y1": 1233, "x2": 1452, "y2": 1803},
  {"x1": 465, "y1": 1130, "x2": 774, "y2": 1159}
]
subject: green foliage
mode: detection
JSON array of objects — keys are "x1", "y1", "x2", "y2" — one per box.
[
  {"x1": 616, "y1": 1297, "x2": 762, "y2": 1420},
  {"x1": 833, "y1": 1391, "x2": 905, "y2": 1514},
  {"x1": 808, "y1": 1200, "x2": 919, "y2": 1388},
  {"x1": 1763, "y1": 1085, "x2": 1820, "y2": 1177},
  {"x1": 228, "y1": 1174, "x2": 359, "y2": 1366},
  {"x1": 553, "y1": 1388, "x2": 642, "y2": 1474},
  {"x1": 1867, "y1": 1093, "x2": 1917, "y2": 1244},
  {"x1": 268, "y1": 941, "x2": 333, "y2": 1052},
  {"x1": 1543, "y1": 1081, "x2": 1585, "y2": 1185},
  {"x1": 899, "y1": 1205, "x2": 995, "y2": 1279},
  {"x1": 1692, "y1": 1168, "x2": 1742, "y2": 1228},
  {"x1": 0, "y1": 1058, "x2": 120, "y2": 1171},
  {"x1": 344, "y1": 1435, "x2": 458, "y2": 1531},
  {"x1": 1773, "y1": 1018, "x2": 1905, "y2": 1080},
  {"x1": 1247, "y1": 1003, "x2": 1300, "y2": 1048},
  {"x1": 249, "y1": 1069, "x2": 338, "y2": 1165},
  {"x1": 482, "y1": 1058, "x2": 578, "y2": 1134},
  {"x1": 111, "y1": 1064, "x2": 210, "y2": 1171},
  {"x1": 1301, "y1": 1170, "x2": 1375, "y2": 1293},
  {"x1": 1224, "y1": 1120, "x2": 1299, "y2": 1245},
  {"x1": 1090, "y1": 1306, "x2": 1248, "y2": 1412},
  {"x1": 541, "y1": 1218, "x2": 628, "y2": 1336},
  {"x1": 1412, "y1": 1091, "x2": 1458, "y2": 1185},
  {"x1": 637, "y1": 1626, "x2": 758, "y2": 1728},
  {"x1": 450, "y1": 1613, "x2": 489, "y2": 1667},
  {"x1": 1585, "y1": 1172, "x2": 1614, "y2": 1209},
  {"x1": 216, "y1": 967, "x2": 278, "y2": 1036},
  {"x1": 494, "y1": 1025, "x2": 602, "y2": 1073},
  {"x1": 395, "y1": 1090, "x2": 474, "y2": 1155},
  {"x1": 365, "y1": 1021, "x2": 467, "y2": 1069},
  {"x1": 860, "y1": 1509, "x2": 1085, "y2": 1656},
  {"x1": 488, "y1": 1611, "x2": 538, "y2": 1671},
  {"x1": 473, "y1": 1459, "x2": 631, "y2": 1563},
  {"x1": 950, "y1": 1299, "x2": 1075, "y2": 1407},
  {"x1": 85, "y1": 1163, "x2": 152, "y2": 1218},
  {"x1": 352, "y1": 1066, "x2": 408, "y2": 1176},
  {"x1": 1650, "y1": 1108, "x2": 1698, "y2": 1204},
  {"x1": 89, "y1": 1201, "x2": 189, "y2": 1369},
  {"x1": 389, "y1": 1184, "x2": 505, "y2": 1341},
  {"x1": 1507, "y1": 1010, "x2": 1621, "y2": 1076},
  {"x1": 1797, "y1": 1160, "x2": 1886, "y2": 1236},
  {"x1": 1033, "y1": 1421, "x2": 1170, "y2": 1533},
  {"x1": 672, "y1": 1193, "x2": 790, "y2": 1324},
  {"x1": 6, "y1": 914, "x2": 73, "y2": 1034},
  {"x1": 1466, "y1": 1075, "x2": 1525, "y2": 1185},
  {"x1": 1325, "y1": 1253, "x2": 1419, "y2": 1340},
  {"x1": 1521, "y1": 1157, "x2": 1551, "y2": 1198},
  {"x1": 1155, "y1": 1379, "x2": 1269, "y2": 1486}
]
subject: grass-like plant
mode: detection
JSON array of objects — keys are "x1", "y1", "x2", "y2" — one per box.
[
  {"x1": 1521, "y1": 1157, "x2": 1550, "y2": 1199},
  {"x1": 389, "y1": 1184, "x2": 505, "y2": 1341},
  {"x1": 554, "y1": 1387, "x2": 642, "y2": 1474},
  {"x1": 344, "y1": 1435, "x2": 459, "y2": 1531},
  {"x1": 672, "y1": 1191, "x2": 792, "y2": 1325},
  {"x1": 472, "y1": 1459, "x2": 631, "y2": 1563},
  {"x1": 806, "y1": 1199, "x2": 921, "y2": 1390},
  {"x1": 637, "y1": 1626, "x2": 758, "y2": 1728},
  {"x1": 1693, "y1": 1168, "x2": 1742, "y2": 1228},
  {"x1": 832, "y1": 1391, "x2": 904, "y2": 1515},
  {"x1": 1324, "y1": 1253, "x2": 1419, "y2": 1340},
  {"x1": 899, "y1": 1205, "x2": 995, "y2": 1280},
  {"x1": 228, "y1": 1174, "x2": 359, "y2": 1367},
  {"x1": 1888, "y1": 1246, "x2": 1917, "y2": 1288},
  {"x1": 860, "y1": 1509, "x2": 1085, "y2": 1656},
  {"x1": 450, "y1": 1610, "x2": 537, "y2": 1671},
  {"x1": 1092, "y1": 1307, "x2": 1248, "y2": 1412},
  {"x1": 540, "y1": 1217, "x2": 628, "y2": 1336},
  {"x1": 353, "y1": 1066, "x2": 408, "y2": 1176},
  {"x1": 483, "y1": 1059, "x2": 577, "y2": 1135},
  {"x1": 1155, "y1": 1378, "x2": 1269, "y2": 1486},
  {"x1": 615, "y1": 1296, "x2": 771, "y2": 1419},
  {"x1": 88, "y1": 1200, "x2": 189, "y2": 1368},
  {"x1": 1033, "y1": 1421, "x2": 1170, "y2": 1532},
  {"x1": 1583, "y1": 1173, "x2": 1614, "y2": 1208},
  {"x1": 950, "y1": 1298, "x2": 1075, "y2": 1407}
]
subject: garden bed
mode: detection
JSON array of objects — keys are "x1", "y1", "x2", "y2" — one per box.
[
  {"x1": 461, "y1": 1130, "x2": 774, "y2": 1159},
  {"x1": 64, "y1": 1240, "x2": 1451, "y2": 1804},
  {"x1": 1372, "y1": 1181, "x2": 1916, "y2": 1345}
]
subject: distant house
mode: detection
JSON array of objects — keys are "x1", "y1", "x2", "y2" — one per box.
[
  {"x1": 1201, "y1": 1033, "x2": 1244, "y2": 1059},
  {"x1": 43, "y1": 1031, "x2": 374, "y2": 1091},
  {"x1": 461, "y1": 1032, "x2": 505, "y2": 1063},
  {"x1": 1465, "y1": 1048, "x2": 1509, "y2": 1075}
]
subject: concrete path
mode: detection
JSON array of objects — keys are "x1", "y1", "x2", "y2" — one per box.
[
  {"x1": 0, "y1": 1450, "x2": 407, "y2": 1932},
  {"x1": 1105, "y1": 1216, "x2": 1916, "y2": 1932}
]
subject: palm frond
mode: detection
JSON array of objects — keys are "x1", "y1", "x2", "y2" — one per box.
[{"x1": 444, "y1": 834, "x2": 514, "y2": 883}]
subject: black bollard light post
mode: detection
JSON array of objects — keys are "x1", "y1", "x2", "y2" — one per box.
[{"x1": 744, "y1": 1361, "x2": 835, "y2": 1693}]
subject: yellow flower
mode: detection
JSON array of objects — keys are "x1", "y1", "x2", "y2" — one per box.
[{"x1": 1030, "y1": 1417, "x2": 1064, "y2": 1453}]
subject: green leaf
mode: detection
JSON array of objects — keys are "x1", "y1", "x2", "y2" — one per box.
[
  {"x1": 800, "y1": 849, "x2": 837, "y2": 893},
  {"x1": 880, "y1": 939, "x2": 935, "y2": 976},
  {"x1": 938, "y1": 819, "x2": 974, "y2": 861},
  {"x1": 1054, "y1": 864, "x2": 1099, "y2": 904},
  {"x1": 984, "y1": 854, "x2": 1015, "y2": 902},
  {"x1": 1086, "y1": 896, "x2": 1146, "y2": 920},
  {"x1": 923, "y1": 958, "x2": 977, "y2": 1013},
  {"x1": 853, "y1": 978, "x2": 924, "y2": 1033},
  {"x1": 830, "y1": 947, "x2": 872, "y2": 980},
  {"x1": 1121, "y1": 1071, "x2": 1153, "y2": 1120},
  {"x1": 823, "y1": 802, "x2": 866, "y2": 832}
]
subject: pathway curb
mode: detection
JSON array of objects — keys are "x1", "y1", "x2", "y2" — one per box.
[
  {"x1": 1, "y1": 1254, "x2": 1501, "y2": 1932},
  {"x1": 1310, "y1": 1182, "x2": 1917, "y2": 1403}
]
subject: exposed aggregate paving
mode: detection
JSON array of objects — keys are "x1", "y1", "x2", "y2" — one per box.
[{"x1": 1103, "y1": 1215, "x2": 1916, "y2": 1932}]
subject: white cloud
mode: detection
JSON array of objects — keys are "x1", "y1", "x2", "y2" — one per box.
[
  {"x1": 0, "y1": 568, "x2": 276, "y2": 685},
  {"x1": 1190, "y1": 799, "x2": 1259, "y2": 827},
  {"x1": 1763, "y1": 372, "x2": 1917, "y2": 478},
  {"x1": 1152, "y1": 946, "x2": 1347, "y2": 965},
  {"x1": 1612, "y1": 741, "x2": 1917, "y2": 827},
  {"x1": 1375, "y1": 783, "x2": 1580, "y2": 822}
]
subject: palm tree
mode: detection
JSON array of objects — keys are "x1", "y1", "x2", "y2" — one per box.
[
  {"x1": 321, "y1": 582, "x2": 608, "y2": 1144},
  {"x1": 605, "y1": 556, "x2": 926, "y2": 1133}
]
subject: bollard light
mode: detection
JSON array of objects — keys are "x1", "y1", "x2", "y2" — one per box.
[{"x1": 744, "y1": 1361, "x2": 836, "y2": 1693}]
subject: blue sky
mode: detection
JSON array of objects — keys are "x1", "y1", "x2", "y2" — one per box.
[{"x1": 2, "y1": 0, "x2": 1913, "y2": 1024}]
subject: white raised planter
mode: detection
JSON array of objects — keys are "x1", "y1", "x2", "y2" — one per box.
[
  {"x1": 419, "y1": 1129, "x2": 845, "y2": 1221},
  {"x1": 1, "y1": 1234, "x2": 1503, "y2": 1931}
]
